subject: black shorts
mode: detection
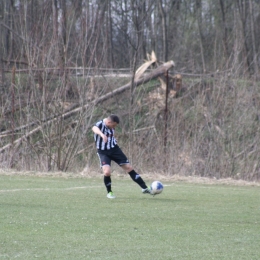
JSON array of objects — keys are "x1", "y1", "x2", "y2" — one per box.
[{"x1": 97, "y1": 145, "x2": 129, "y2": 167}]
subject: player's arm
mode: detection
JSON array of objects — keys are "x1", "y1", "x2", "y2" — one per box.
[{"x1": 92, "y1": 126, "x2": 108, "y2": 143}]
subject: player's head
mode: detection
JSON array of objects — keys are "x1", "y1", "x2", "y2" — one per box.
[
  {"x1": 106, "y1": 114, "x2": 120, "y2": 129},
  {"x1": 108, "y1": 114, "x2": 120, "y2": 124}
]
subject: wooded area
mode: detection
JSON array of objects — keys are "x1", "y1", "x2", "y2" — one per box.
[
  {"x1": 1, "y1": 0, "x2": 260, "y2": 75},
  {"x1": 0, "y1": 0, "x2": 260, "y2": 180}
]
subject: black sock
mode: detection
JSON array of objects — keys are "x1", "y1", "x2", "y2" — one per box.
[
  {"x1": 128, "y1": 170, "x2": 147, "y2": 189},
  {"x1": 104, "y1": 176, "x2": 112, "y2": 193}
]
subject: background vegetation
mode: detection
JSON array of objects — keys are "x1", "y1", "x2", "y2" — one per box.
[{"x1": 0, "y1": 0, "x2": 260, "y2": 180}]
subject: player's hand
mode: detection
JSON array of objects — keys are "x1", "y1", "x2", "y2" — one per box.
[{"x1": 101, "y1": 134, "x2": 108, "y2": 143}]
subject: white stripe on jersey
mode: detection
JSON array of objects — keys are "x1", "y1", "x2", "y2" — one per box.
[{"x1": 94, "y1": 120, "x2": 117, "y2": 150}]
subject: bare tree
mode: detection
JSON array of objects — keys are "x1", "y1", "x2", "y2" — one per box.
[{"x1": 158, "y1": 0, "x2": 168, "y2": 61}]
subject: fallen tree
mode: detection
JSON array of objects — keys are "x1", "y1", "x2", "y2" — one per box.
[{"x1": 0, "y1": 60, "x2": 175, "y2": 154}]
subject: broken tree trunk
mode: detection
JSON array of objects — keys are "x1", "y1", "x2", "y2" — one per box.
[
  {"x1": 0, "y1": 61, "x2": 175, "y2": 154},
  {"x1": 94, "y1": 60, "x2": 175, "y2": 105}
]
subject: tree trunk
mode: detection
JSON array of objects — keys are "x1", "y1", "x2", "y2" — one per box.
[
  {"x1": 249, "y1": 0, "x2": 259, "y2": 76},
  {"x1": 158, "y1": 0, "x2": 168, "y2": 61}
]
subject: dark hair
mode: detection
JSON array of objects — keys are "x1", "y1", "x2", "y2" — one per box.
[{"x1": 109, "y1": 114, "x2": 120, "y2": 124}]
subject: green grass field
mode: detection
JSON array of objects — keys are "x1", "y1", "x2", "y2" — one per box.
[{"x1": 0, "y1": 175, "x2": 259, "y2": 260}]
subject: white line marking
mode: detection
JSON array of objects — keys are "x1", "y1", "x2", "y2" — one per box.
[{"x1": 0, "y1": 186, "x2": 103, "y2": 193}]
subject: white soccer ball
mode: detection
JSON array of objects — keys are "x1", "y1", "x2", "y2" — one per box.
[{"x1": 150, "y1": 181, "x2": 164, "y2": 195}]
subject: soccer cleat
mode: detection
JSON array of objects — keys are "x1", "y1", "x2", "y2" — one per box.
[
  {"x1": 107, "y1": 192, "x2": 116, "y2": 199},
  {"x1": 142, "y1": 186, "x2": 152, "y2": 195}
]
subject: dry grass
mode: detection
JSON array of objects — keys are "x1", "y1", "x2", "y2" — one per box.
[
  {"x1": 1, "y1": 74, "x2": 260, "y2": 182},
  {"x1": 1, "y1": 168, "x2": 259, "y2": 187}
]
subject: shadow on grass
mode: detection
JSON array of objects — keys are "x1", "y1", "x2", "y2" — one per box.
[{"x1": 110, "y1": 197, "x2": 186, "y2": 203}]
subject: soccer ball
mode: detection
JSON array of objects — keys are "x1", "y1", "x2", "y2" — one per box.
[{"x1": 150, "y1": 181, "x2": 164, "y2": 195}]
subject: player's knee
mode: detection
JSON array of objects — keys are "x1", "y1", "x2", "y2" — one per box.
[
  {"x1": 104, "y1": 173, "x2": 111, "y2": 177},
  {"x1": 122, "y1": 164, "x2": 133, "y2": 172},
  {"x1": 102, "y1": 165, "x2": 111, "y2": 176},
  {"x1": 103, "y1": 170, "x2": 111, "y2": 176}
]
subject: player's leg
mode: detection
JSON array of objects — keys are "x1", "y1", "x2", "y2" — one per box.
[
  {"x1": 121, "y1": 163, "x2": 151, "y2": 193},
  {"x1": 111, "y1": 146, "x2": 151, "y2": 194},
  {"x1": 97, "y1": 152, "x2": 115, "y2": 199},
  {"x1": 102, "y1": 165, "x2": 112, "y2": 191}
]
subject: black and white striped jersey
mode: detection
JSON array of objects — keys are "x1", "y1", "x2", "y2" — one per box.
[{"x1": 94, "y1": 120, "x2": 117, "y2": 150}]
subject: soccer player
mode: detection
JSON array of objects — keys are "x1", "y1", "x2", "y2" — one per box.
[{"x1": 92, "y1": 114, "x2": 152, "y2": 199}]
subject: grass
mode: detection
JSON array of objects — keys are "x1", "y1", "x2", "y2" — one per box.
[{"x1": 0, "y1": 175, "x2": 259, "y2": 259}]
